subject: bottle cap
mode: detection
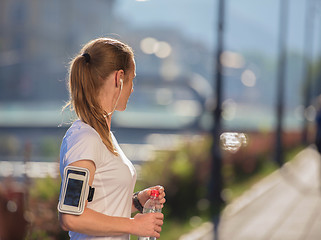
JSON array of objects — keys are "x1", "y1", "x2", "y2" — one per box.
[{"x1": 150, "y1": 189, "x2": 160, "y2": 198}]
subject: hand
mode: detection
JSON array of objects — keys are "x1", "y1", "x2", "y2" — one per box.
[
  {"x1": 131, "y1": 212, "x2": 164, "y2": 238},
  {"x1": 138, "y1": 185, "x2": 166, "y2": 208}
]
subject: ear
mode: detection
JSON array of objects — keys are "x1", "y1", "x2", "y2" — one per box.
[{"x1": 114, "y1": 69, "x2": 124, "y2": 88}]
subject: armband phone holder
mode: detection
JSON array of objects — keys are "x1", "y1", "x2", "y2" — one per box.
[{"x1": 58, "y1": 166, "x2": 95, "y2": 215}]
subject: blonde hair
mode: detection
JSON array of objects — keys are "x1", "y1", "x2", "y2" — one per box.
[{"x1": 65, "y1": 37, "x2": 134, "y2": 155}]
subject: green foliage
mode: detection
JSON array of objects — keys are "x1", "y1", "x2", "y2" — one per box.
[
  {"x1": 40, "y1": 137, "x2": 61, "y2": 157},
  {"x1": 30, "y1": 176, "x2": 61, "y2": 201},
  {"x1": 26, "y1": 229, "x2": 52, "y2": 240},
  {"x1": 26, "y1": 176, "x2": 67, "y2": 240},
  {"x1": 137, "y1": 135, "x2": 212, "y2": 220}
]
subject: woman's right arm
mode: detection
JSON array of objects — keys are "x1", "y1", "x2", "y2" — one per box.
[{"x1": 59, "y1": 160, "x2": 164, "y2": 238}]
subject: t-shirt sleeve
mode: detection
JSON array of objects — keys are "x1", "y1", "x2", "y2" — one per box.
[{"x1": 61, "y1": 129, "x2": 102, "y2": 169}]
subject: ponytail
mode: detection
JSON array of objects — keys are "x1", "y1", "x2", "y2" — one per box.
[{"x1": 65, "y1": 38, "x2": 134, "y2": 155}]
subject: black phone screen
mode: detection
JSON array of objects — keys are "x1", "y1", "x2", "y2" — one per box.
[{"x1": 64, "y1": 178, "x2": 83, "y2": 207}]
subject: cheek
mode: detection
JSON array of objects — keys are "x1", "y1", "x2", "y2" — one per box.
[{"x1": 120, "y1": 88, "x2": 131, "y2": 103}]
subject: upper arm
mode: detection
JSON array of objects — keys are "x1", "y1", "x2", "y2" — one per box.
[
  {"x1": 68, "y1": 160, "x2": 96, "y2": 186},
  {"x1": 59, "y1": 159, "x2": 96, "y2": 231}
]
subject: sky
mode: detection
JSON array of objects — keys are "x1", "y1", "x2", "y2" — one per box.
[{"x1": 114, "y1": 0, "x2": 313, "y2": 55}]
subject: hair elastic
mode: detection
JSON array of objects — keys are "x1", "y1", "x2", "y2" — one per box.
[{"x1": 82, "y1": 53, "x2": 91, "y2": 63}]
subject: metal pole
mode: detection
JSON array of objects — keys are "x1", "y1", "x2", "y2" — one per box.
[
  {"x1": 275, "y1": 0, "x2": 289, "y2": 167},
  {"x1": 310, "y1": 0, "x2": 321, "y2": 102},
  {"x1": 318, "y1": 1, "x2": 321, "y2": 97},
  {"x1": 209, "y1": 0, "x2": 225, "y2": 213},
  {"x1": 302, "y1": 0, "x2": 315, "y2": 144}
]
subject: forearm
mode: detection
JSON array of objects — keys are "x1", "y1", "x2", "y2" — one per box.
[{"x1": 60, "y1": 208, "x2": 135, "y2": 236}]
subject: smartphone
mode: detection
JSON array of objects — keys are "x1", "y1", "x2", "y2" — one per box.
[{"x1": 58, "y1": 166, "x2": 89, "y2": 215}]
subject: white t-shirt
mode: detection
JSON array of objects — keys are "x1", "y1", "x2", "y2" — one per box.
[{"x1": 59, "y1": 120, "x2": 137, "y2": 240}]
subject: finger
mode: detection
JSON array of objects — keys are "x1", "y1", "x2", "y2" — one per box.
[
  {"x1": 155, "y1": 219, "x2": 164, "y2": 226},
  {"x1": 159, "y1": 191, "x2": 165, "y2": 197},
  {"x1": 155, "y1": 213, "x2": 164, "y2": 220},
  {"x1": 155, "y1": 225, "x2": 162, "y2": 233},
  {"x1": 153, "y1": 231, "x2": 161, "y2": 238},
  {"x1": 157, "y1": 195, "x2": 165, "y2": 202},
  {"x1": 158, "y1": 196, "x2": 166, "y2": 203},
  {"x1": 156, "y1": 185, "x2": 164, "y2": 192}
]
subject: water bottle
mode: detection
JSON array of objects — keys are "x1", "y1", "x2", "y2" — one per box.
[{"x1": 138, "y1": 190, "x2": 162, "y2": 240}]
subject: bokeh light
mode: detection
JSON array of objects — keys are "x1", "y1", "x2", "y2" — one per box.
[
  {"x1": 220, "y1": 132, "x2": 248, "y2": 153},
  {"x1": 140, "y1": 37, "x2": 172, "y2": 59},
  {"x1": 220, "y1": 51, "x2": 245, "y2": 69},
  {"x1": 241, "y1": 69, "x2": 256, "y2": 87}
]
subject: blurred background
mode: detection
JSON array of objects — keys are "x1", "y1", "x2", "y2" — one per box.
[{"x1": 0, "y1": 0, "x2": 321, "y2": 239}]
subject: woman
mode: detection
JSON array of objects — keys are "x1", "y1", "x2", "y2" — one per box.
[{"x1": 58, "y1": 37, "x2": 165, "y2": 239}]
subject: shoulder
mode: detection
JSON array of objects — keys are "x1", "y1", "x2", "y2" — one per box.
[
  {"x1": 63, "y1": 120, "x2": 102, "y2": 145},
  {"x1": 60, "y1": 120, "x2": 105, "y2": 157},
  {"x1": 60, "y1": 120, "x2": 107, "y2": 169}
]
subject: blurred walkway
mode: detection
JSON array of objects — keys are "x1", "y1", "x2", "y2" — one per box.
[{"x1": 180, "y1": 146, "x2": 321, "y2": 240}]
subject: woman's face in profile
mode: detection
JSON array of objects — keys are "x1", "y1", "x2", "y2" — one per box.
[{"x1": 116, "y1": 58, "x2": 136, "y2": 112}]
